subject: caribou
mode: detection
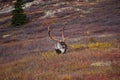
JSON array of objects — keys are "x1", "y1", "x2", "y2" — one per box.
[{"x1": 48, "y1": 26, "x2": 67, "y2": 54}]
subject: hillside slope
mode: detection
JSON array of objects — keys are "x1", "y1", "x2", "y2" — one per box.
[{"x1": 0, "y1": 0, "x2": 120, "y2": 80}]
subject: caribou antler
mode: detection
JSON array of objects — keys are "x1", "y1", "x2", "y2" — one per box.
[
  {"x1": 48, "y1": 26, "x2": 66, "y2": 42},
  {"x1": 48, "y1": 26, "x2": 59, "y2": 42},
  {"x1": 62, "y1": 26, "x2": 65, "y2": 42}
]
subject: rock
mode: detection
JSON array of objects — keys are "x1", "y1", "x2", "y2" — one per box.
[{"x1": 91, "y1": 61, "x2": 112, "y2": 66}]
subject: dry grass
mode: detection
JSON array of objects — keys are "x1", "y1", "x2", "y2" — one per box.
[
  {"x1": 0, "y1": 46, "x2": 120, "y2": 80},
  {"x1": 70, "y1": 42, "x2": 112, "y2": 50}
]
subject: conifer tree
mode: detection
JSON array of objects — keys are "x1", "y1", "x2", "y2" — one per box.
[{"x1": 11, "y1": 0, "x2": 27, "y2": 26}]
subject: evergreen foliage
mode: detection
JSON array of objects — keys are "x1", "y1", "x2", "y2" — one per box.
[{"x1": 11, "y1": 0, "x2": 27, "y2": 26}]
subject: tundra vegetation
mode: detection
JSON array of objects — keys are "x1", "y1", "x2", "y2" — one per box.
[{"x1": 0, "y1": 0, "x2": 120, "y2": 80}]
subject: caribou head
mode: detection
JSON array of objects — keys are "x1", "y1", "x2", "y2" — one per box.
[{"x1": 48, "y1": 26, "x2": 67, "y2": 54}]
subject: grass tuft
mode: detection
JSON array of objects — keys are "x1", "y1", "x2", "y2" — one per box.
[
  {"x1": 70, "y1": 42, "x2": 112, "y2": 49},
  {"x1": 40, "y1": 50, "x2": 56, "y2": 58},
  {"x1": 88, "y1": 42, "x2": 112, "y2": 49}
]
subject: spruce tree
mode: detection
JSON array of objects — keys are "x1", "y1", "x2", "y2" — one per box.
[{"x1": 11, "y1": 0, "x2": 27, "y2": 26}]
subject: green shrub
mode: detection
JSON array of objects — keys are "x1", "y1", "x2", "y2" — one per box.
[{"x1": 11, "y1": 0, "x2": 27, "y2": 26}]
